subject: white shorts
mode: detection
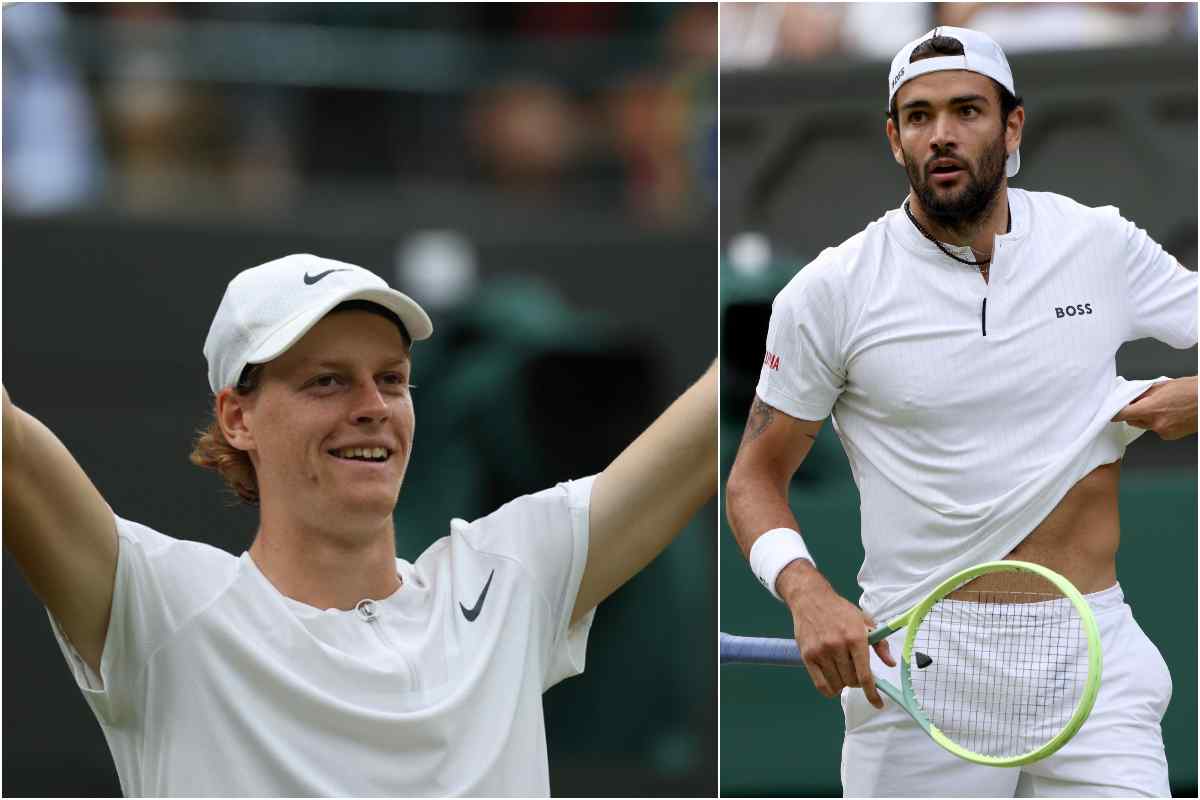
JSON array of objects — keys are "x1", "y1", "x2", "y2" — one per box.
[{"x1": 840, "y1": 583, "x2": 1172, "y2": 797}]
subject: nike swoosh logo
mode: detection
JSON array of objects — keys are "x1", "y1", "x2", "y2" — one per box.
[
  {"x1": 303, "y1": 268, "x2": 351, "y2": 285},
  {"x1": 460, "y1": 569, "x2": 495, "y2": 622}
]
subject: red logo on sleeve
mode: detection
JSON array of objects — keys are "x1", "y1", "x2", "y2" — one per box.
[{"x1": 763, "y1": 351, "x2": 780, "y2": 371}]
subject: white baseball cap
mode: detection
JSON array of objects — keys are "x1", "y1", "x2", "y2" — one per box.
[
  {"x1": 888, "y1": 26, "x2": 1020, "y2": 178},
  {"x1": 203, "y1": 253, "x2": 433, "y2": 393}
]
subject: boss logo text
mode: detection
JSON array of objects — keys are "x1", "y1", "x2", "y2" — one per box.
[{"x1": 1054, "y1": 303, "x2": 1093, "y2": 319}]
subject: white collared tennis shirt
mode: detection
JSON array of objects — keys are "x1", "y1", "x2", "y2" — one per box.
[
  {"x1": 49, "y1": 477, "x2": 596, "y2": 797},
  {"x1": 757, "y1": 189, "x2": 1197, "y2": 620}
]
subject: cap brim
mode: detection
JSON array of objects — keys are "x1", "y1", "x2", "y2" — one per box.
[{"x1": 245, "y1": 286, "x2": 433, "y2": 368}]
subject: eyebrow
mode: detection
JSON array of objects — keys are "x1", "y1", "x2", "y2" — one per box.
[
  {"x1": 900, "y1": 93, "x2": 990, "y2": 112},
  {"x1": 298, "y1": 356, "x2": 410, "y2": 371}
]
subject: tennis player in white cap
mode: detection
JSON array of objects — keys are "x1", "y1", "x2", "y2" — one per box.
[
  {"x1": 726, "y1": 26, "x2": 1195, "y2": 797},
  {"x1": 3, "y1": 253, "x2": 716, "y2": 796}
]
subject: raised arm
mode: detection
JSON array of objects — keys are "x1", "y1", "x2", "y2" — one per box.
[
  {"x1": 572, "y1": 361, "x2": 717, "y2": 623},
  {"x1": 725, "y1": 395, "x2": 893, "y2": 709},
  {"x1": 3, "y1": 386, "x2": 117, "y2": 673}
]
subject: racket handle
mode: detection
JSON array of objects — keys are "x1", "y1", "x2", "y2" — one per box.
[{"x1": 720, "y1": 633, "x2": 803, "y2": 665}]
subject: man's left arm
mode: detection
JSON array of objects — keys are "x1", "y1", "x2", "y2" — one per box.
[
  {"x1": 1108, "y1": 209, "x2": 1198, "y2": 440},
  {"x1": 571, "y1": 361, "x2": 717, "y2": 623}
]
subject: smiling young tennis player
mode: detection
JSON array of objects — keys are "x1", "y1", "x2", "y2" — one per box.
[
  {"x1": 725, "y1": 27, "x2": 1196, "y2": 797},
  {"x1": 3, "y1": 253, "x2": 716, "y2": 796}
]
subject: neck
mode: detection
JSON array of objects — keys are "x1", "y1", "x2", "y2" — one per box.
[
  {"x1": 909, "y1": 184, "x2": 1010, "y2": 257},
  {"x1": 250, "y1": 507, "x2": 400, "y2": 610}
]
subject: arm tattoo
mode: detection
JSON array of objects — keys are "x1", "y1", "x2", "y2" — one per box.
[{"x1": 742, "y1": 396, "x2": 776, "y2": 443}]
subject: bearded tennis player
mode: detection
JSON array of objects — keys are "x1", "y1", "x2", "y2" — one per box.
[
  {"x1": 3, "y1": 253, "x2": 716, "y2": 796},
  {"x1": 726, "y1": 27, "x2": 1196, "y2": 798}
]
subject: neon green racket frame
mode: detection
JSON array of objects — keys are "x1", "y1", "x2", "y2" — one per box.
[{"x1": 865, "y1": 560, "x2": 1103, "y2": 767}]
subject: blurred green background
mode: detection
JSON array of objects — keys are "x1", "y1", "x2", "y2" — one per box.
[{"x1": 719, "y1": 2, "x2": 1197, "y2": 795}]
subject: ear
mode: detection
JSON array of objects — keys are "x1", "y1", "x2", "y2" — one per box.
[
  {"x1": 1005, "y1": 105, "x2": 1024, "y2": 158},
  {"x1": 216, "y1": 388, "x2": 255, "y2": 452},
  {"x1": 885, "y1": 116, "x2": 905, "y2": 168}
]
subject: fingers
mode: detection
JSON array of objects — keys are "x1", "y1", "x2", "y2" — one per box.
[
  {"x1": 791, "y1": 587, "x2": 894, "y2": 707},
  {"x1": 850, "y1": 642, "x2": 884, "y2": 709},
  {"x1": 801, "y1": 638, "x2": 887, "y2": 709},
  {"x1": 796, "y1": 635, "x2": 838, "y2": 699},
  {"x1": 1112, "y1": 398, "x2": 1147, "y2": 423},
  {"x1": 831, "y1": 648, "x2": 859, "y2": 696},
  {"x1": 796, "y1": 631, "x2": 876, "y2": 702},
  {"x1": 873, "y1": 637, "x2": 897, "y2": 668},
  {"x1": 860, "y1": 611, "x2": 897, "y2": 668},
  {"x1": 1111, "y1": 380, "x2": 1196, "y2": 437},
  {"x1": 1112, "y1": 404, "x2": 1145, "y2": 425},
  {"x1": 795, "y1": 636, "x2": 845, "y2": 699},
  {"x1": 801, "y1": 657, "x2": 838, "y2": 700},
  {"x1": 1112, "y1": 385, "x2": 1162, "y2": 425},
  {"x1": 1112, "y1": 408, "x2": 1153, "y2": 429}
]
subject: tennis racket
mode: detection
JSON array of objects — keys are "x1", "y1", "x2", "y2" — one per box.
[{"x1": 721, "y1": 560, "x2": 1102, "y2": 767}]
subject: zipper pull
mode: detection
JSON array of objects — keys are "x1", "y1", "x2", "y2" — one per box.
[{"x1": 355, "y1": 599, "x2": 378, "y2": 623}]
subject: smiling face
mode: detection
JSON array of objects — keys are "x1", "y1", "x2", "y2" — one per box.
[
  {"x1": 886, "y1": 70, "x2": 1023, "y2": 229},
  {"x1": 220, "y1": 309, "x2": 414, "y2": 539}
]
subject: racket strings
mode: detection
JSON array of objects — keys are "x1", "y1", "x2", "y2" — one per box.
[{"x1": 909, "y1": 574, "x2": 1088, "y2": 760}]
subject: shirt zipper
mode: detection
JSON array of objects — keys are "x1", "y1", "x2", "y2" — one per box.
[
  {"x1": 355, "y1": 599, "x2": 419, "y2": 688},
  {"x1": 355, "y1": 598, "x2": 379, "y2": 623},
  {"x1": 980, "y1": 238, "x2": 1000, "y2": 337}
]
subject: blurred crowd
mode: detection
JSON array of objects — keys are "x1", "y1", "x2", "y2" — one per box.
[
  {"x1": 721, "y1": 2, "x2": 1197, "y2": 68},
  {"x1": 3, "y1": 3, "x2": 717, "y2": 226}
]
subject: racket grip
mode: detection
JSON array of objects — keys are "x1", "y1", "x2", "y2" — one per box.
[{"x1": 719, "y1": 633, "x2": 803, "y2": 666}]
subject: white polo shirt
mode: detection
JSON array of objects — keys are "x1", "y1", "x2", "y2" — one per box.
[
  {"x1": 757, "y1": 189, "x2": 1197, "y2": 620},
  {"x1": 49, "y1": 477, "x2": 596, "y2": 797}
]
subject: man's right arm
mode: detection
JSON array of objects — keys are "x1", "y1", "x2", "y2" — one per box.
[
  {"x1": 3, "y1": 385, "x2": 117, "y2": 675},
  {"x1": 725, "y1": 394, "x2": 893, "y2": 709}
]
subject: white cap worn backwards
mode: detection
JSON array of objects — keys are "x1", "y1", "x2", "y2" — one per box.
[
  {"x1": 204, "y1": 253, "x2": 433, "y2": 393},
  {"x1": 888, "y1": 26, "x2": 1020, "y2": 178}
]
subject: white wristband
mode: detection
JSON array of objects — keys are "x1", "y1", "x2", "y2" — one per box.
[{"x1": 749, "y1": 528, "x2": 815, "y2": 602}]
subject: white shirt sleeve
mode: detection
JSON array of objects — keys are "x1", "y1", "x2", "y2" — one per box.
[
  {"x1": 47, "y1": 514, "x2": 236, "y2": 726},
  {"x1": 459, "y1": 476, "x2": 596, "y2": 690},
  {"x1": 1109, "y1": 207, "x2": 1199, "y2": 348},
  {"x1": 755, "y1": 260, "x2": 847, "y2": 420}
]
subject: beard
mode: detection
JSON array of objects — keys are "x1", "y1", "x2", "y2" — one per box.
[{"x1": 903, "y1": 127, "x2": 1008, "y2": 232}]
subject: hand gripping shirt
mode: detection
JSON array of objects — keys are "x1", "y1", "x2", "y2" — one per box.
[
  {"x1": 757, "y1": 189, "x2": 1197, "y2": 621},
  {"x1": 48, "y1": 477, "x2": 596, "y2": 797}
]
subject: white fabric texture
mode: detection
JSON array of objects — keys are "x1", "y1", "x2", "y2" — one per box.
[
  {"x1": 841, "y1": 584, "x2": 1172, "y2": 797},
  {"x1": 756, "y1": 189, "x2": 1198, "y2": 623},
  {"x1": 48, "y1": 476, "x2": 596, "y2": 797}
]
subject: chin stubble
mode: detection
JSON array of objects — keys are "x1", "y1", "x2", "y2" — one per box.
[{"x1": 904, "y1": 128, "x2": 1008, "y2": 236}]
